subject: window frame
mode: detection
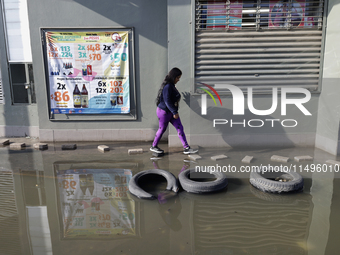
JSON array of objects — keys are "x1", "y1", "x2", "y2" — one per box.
[{"x1": 8, "y1": 62, "x2": 36, "y2": 104}]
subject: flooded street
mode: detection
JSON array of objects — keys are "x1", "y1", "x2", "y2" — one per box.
[{"x1": 1, "y1": 138, "x2": 340, "y2": 255}]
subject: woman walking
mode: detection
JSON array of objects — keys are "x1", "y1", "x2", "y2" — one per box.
[{"x1": 150, "y1": 67, "x2": 198, "y2": 154}]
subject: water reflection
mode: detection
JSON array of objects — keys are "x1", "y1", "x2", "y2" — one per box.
[
  {"x1": 55, "y1": 168, "x2": 137, "y2": 239},
  {"x1": 0, "y1": 143, "x2": 339, "y2": 254},
  {"x1": 0, "y1": 168, "x2": 21, "y2": 255},
  {"x1": 158, "y1": 191, "x2": 182, "y2": 232},
  {"x1": 184, "y1": 188, "x2": 312, "y2": 255}
]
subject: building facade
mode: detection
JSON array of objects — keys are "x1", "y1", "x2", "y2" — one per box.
[{"x1": 0, "y1": 0, "x2": 340, "y2": 155}]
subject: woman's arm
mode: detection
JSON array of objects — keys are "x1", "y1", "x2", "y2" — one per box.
[{"x1": 163, "y1": 84, "x2": 178, "y2": 115}]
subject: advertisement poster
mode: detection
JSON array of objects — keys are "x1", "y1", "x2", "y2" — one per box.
[
  {"x1": 56, "y1": 169, "x2": 136, "y2": 239},
  {"x1": 269, "y1": 0, "x2": 306, "y2": 28},
  {"x1": 45, "y1": 30, "x2": 130, "y2": 114}
]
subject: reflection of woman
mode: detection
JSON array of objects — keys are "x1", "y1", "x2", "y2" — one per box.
[
  {"x1": 158, "y1": 191, "x2": 182, "y2": 232},
  {"x1": 291, "y1": 4, "x2": 303, "y2": 27},
  {"x1": 271, "y1": 0, "x2": 303, "y2": 27},
  {"x1": 150, "y1": 68, "x2": 198, "y2": 155},
  {"x1": 149, "y1": 155, "x2": 183, "y2": 232},
  {"x1": 271, "y1": 3, "x2": 285, "y2": 27}
]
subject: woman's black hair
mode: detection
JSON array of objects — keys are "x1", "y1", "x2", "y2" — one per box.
[{"x1": 155, "y1": 67, "x2": 182, "y2": 106}]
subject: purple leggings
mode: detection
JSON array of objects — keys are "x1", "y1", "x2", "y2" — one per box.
[{"x1": 152, "y1": 107, "x2": 189, "y2": 148}]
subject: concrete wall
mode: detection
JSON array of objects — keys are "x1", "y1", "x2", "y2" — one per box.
[
  {"x1": 315, "y1": 0, "x2": 340, "y2": 155},
  {"x1": 26, "y1": 0, "x2": 168, "y2": 142},
  {"x1": 167, "y1": 0, "x2": 195, "y2": 147}
]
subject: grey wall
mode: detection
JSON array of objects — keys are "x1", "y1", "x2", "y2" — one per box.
[
  {"x1": 26, "y1": 0, "x2": 168, "y2": 141},
  {"x1": 315, "y1": 0, "x2": 340, "y2": 154},
  {"x1": 167, "y1": 0, "x2": 195, "y2": 146},
  {"x1": 0, "y1": 2, "x2": 39, "y2": 137}
]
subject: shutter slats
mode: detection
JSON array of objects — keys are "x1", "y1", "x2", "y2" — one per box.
[
  {"x1": 197, "y1": 31, "x2": 323, "y2": 37},
  {"x1": 211, "y1": 80, "x2": 319, "y2": 85},
  {"x1": 196, "y1": 69, "x2": 320, "y2": 75},
  {"x1": 197, "y1": 64, "x2": 321, "y2": 69},
  {"x1": 197, "y1": 53, "x2": 321, "y2": 59},
  {"x1": 197, "y1": 36, "x2": 322, "y2": 43},
  {"x1": 197, "y1": 41, "x2": 322, "y2": 48},
  {"x1": 196, "y1": 74, "x2": 319, "y2": 80},
  {"x1": 197, "y1": 47, "x2": 321, "y2": 53},
  {"x1": 195, "y1": 31, "x2": 322, "y2": 89},
  {"x1": 196, "y1": 58, "x2": 320, "y2": 64}
]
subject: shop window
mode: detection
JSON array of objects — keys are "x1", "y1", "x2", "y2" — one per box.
[
  {"x1": 9, "y1": 63, "x2": 36, "y2": 104},
  {"x1": 195, "y1": 0, "x2": 325, "y2": 93}
]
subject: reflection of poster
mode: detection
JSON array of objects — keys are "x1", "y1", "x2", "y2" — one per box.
[
  {"x1": 304, "y1": 16, "x2": 316, "y2": 27},
  {"x1": 304, "y1": 1, "x2": 317, "y2": 27},
  {"x1": 45, "y1": 30, "x2": 130, "y2": 114},
  {"x1": 269, "y1": 0, "x2": 305, "y2": 28},
  {"x1": 207, "y1": 1, "x2": 227, "y2": 29},
  {"x1": 56, "y1": 169, "x2": 135, "y2": 239},
  {"x1": 230, "y1": 0, "x2": 243, "y2": 30},
  {"x1": 206, "y1": 1, "x2": 242, "y2": 30}
]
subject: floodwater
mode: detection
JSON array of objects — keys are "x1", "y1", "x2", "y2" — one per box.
[{"x1": 0, "y1": 138, "x2": 340, "y2": 255}]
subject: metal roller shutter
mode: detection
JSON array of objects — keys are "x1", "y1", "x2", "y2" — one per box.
[{"x1": 195, "y1": 0, "x2": 325, "y2": 92}]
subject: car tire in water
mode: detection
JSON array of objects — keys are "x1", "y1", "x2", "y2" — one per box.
[
  {"x1": 179, "y1": 169, "x2": 228, "y2": 194},
  {"x1": 129, "y1": 169, "x2": 179, "y2": 199},
  {"x1": 249, "y1": 171, "x2": 303, "y2": 193}
]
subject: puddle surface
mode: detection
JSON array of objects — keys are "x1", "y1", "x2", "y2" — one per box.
[{"x1": 0, "y1": 140, "x2": 339, "y2": 254}]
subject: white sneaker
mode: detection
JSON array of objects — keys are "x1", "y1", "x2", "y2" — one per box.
[
  {"x1": 183, "y1": 146, "x2": 198, "y2": 154},
  {"x1": 150, "y1": 146, "x2": 164, "y2": 154}
]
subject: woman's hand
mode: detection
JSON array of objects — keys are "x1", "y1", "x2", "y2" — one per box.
[{"x1": 173, "y1": 113, "x2": 179, "y2": 119}]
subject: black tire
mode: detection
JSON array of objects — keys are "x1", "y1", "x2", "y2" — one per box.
[
  {"x1": 249, "y1": 171, "x2": 303, "y2": 193},
  {"x1": 178, "y1": 169, "x2": 228, "y2": 194},
  {"x1": 129, "y1": 169, "x2": 179, "y2": 199}
]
